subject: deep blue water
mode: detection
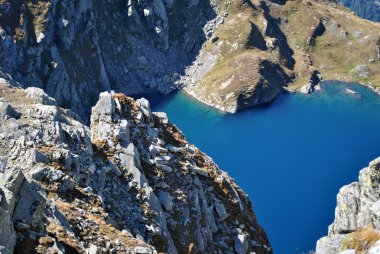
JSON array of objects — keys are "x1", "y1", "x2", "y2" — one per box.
[{"x1": 134, "y1": 81, "x2": 380, "y2": 253}]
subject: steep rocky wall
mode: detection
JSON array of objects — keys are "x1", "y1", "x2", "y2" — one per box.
[
  {"x1": 0, "y1": 76, "x2": 271, "y2": 253},
  {"x1": 0, "y1": 0, "x2": 216, "y2": 120},
  {"x1": 316, "y1": 158, "x2": 380, "y2": 254}
]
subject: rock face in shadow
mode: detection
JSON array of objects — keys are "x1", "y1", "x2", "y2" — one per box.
[
  {"x1": 0, "y1": 77, "x2": 271, "y2": 253},
  {"x1": 0, "y1": 0, "x2": 216, "y2": 120},
  {"x1": 316, "y1": 158, "x2": 380, "y2": 254}
]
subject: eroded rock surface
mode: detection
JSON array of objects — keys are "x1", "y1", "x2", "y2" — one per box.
[
  {"x1": 316, "y1": 158, "x2": 380, "y2": 254},
  {"x1": 0, "y1": 78, "x2": 270, "y2": 253}
]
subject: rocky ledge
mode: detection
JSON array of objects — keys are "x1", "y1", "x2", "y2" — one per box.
[
  {"x1": 0, "y1": 78, "x2": 270, "y2": 254},
  {"x1": 316, "y1": 158, "x2": 380, "y2": 254}
]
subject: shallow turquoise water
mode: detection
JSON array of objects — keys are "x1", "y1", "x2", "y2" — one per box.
[{"x1": 134, "y1": 81, "x2": 380, "y2": 253}]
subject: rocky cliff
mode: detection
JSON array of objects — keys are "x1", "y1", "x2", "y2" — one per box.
[
  {"x1": 316, "y1": 157, "x2": 380, "y2": 254},
  {"x1": 0, "y1": 0, "x2": 378, "y2": 117},
  {"x1": 0, "y1": 0, "x2": 217, "y2": 119},
  {"x1": 0, "y1": 76, "x2": 271, "y2": 254}
]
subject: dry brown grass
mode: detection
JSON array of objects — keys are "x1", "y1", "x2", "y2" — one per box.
[
  {"x1": 341, "y1": 226, "x2": 380, "y2": 253},
  {"x1": 92, "y1": 138, "x2": 108, "y2": 150},
  {"x1": 112, "y1": 93, "x2": 129, "y2": 105},
  {"x1": 27, "y1": 1, "x2": 51, "y2": 35},
  {"x1": 46, "y1": 222, "x2": 85, "y2": 253},
  {"x1": 38, "y1": 236, "x2": 54, "y2": 246}
]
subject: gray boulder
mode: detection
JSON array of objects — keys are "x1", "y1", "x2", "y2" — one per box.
[
  {"x1": 153, "y1": 112, "x2": 168, "y2": 124},
  {"x1": 0, "y1": 166, "x2": 25, "y2": 252},
  {"x1": 25, "y1": 87, "x2": 56, "y2": 105},
  {"x1": 299, "y1": 83, "x2": 314, "y2": 94},
  {"x1": 350, "y1": 65, "x2": 371, "y2": 78},
  {"x1": 234, "y1": 233, "x2": 248, "y2": 254},
  {"x1": 316, "y1": 235, "x2": 345, "y2": 254}
]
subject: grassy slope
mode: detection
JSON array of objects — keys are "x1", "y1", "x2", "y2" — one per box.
[
  {"x1": 271, "y1": 0, "x2": 380, "y2": 89},
  {"x1": 187, "y1": 0, "x2": 380, "y2": 112},
  {"x1": 186, "y1": 0, "x2": 287, "y2": 111}
]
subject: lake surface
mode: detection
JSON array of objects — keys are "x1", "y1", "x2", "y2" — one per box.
[{"x1": 134, "y1": 81, "x2": 380, "y2": 253}]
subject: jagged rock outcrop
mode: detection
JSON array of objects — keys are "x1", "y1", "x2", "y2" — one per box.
[
  {"x1": 316, "y1": 158, "x2": 380, "y2": 254},
  {"x1": 0, "y1": 77, "x2": 271, "y2": 253},
  {"x1": 0, "y1": 0, "x2": 217, "y2": 119}
]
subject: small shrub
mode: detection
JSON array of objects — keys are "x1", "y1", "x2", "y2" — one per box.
[
  {"x1": 92, "y1": 138, "x2": 108, "y2": 150},
  {"x1": 341, "y1": 226, "x2": 380, "y2": 253}
]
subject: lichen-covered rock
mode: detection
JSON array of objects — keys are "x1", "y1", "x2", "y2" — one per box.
[
  {"x1": 0, "y1": 78, "x2": 271, "y2": 253},
  {"x1": 316, "y1": 234, "x2": 345, "y2": 254},
  {"x1": 316, "y1": 157, "x2": 380, "y2": 254}
]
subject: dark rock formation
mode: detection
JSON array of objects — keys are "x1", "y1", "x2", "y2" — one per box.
[{"x1": 0, "y1": 0, "x2": 216, "y2": 120}]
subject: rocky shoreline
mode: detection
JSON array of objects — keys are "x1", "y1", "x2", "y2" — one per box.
[
  {"x1": 180, "y1": 0, "x2": 380, "y2": 114},
  {"x1": 0, "y1": 0, "x2": 378, "y2": 119}
]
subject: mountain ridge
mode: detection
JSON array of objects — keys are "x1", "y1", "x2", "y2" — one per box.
[
  {"x1": 0, "y1": 0, "x2": 378, "y2": 117},
  {"x1": 0, "y1": 77, "x2": 271, "y2": 254}
]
